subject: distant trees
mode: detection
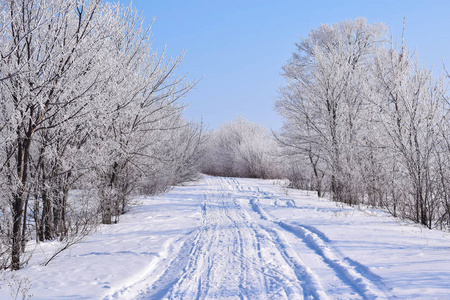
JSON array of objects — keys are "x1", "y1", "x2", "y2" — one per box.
[
  {"x1": 201, "y1": 116, "x2": 283, "y2": 179},
  {"x1": 276, "y1": 18, "x2": 450, "y2": 230},
  {"x1": 0, "y1": 0, "x2": 202, "y2": 270}
]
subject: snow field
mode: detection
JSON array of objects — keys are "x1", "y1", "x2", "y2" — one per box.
[{"x1": 1, "y1": 176, "x2": 449, "y2": 299}]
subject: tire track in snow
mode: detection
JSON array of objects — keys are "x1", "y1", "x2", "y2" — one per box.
[
  {"x1": 161, "y1": 177, "x2": 318, "y2": 299},
  {"x1": 224, "y1": 177, "x2": 323, "y2": 299},
  {"x1": 277, "y1": 221, "x2": 394, "y2": 299},
  {"x1": 104, "y1": 232, "x2": 198, "y2": 300},
  {"x1": 245, "y1": 197, "x2": 328, "y2": 300},
  {"x1": 138, "y1": 230, "x2": 204, "y2": 299},
  {"x1": 107, "y1": 185, "x2": 210, "y2": 299},
  {"x1": 247, "y1": 186, "x2": 394, "y2": 300},
  {"x1": 235, "y1": 198, "x2": 307, "y2": 299},
  {"x1": 158, "y1": 177, "x2": 273, "y2": 299}
]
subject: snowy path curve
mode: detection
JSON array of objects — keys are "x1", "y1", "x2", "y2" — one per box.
[{"x1": 111, "y1": 177, "x2": 393, "y2": 300}]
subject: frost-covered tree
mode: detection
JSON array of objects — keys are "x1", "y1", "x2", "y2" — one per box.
[
  {"x1": 276, "y1": 18, "x2": 387, "y2": 204},
  {"x1": 277, "y1": 18, "x2": 450, "y2": 230},
  {"x1": 202, "y1": 116, "x2": 283, "y2": 179},
  {"x1": 368, "y1": 43, "x2": 447, "y2": 227},
  {"x1": 0, "y1": 0, "x2": 114, "y2": 270},
  {"x1": 0, "y1": 0, "x2": 202, "y2": 270}
]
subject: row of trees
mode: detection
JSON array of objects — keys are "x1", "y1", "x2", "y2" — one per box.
[
  {"x1": 276, "y1": 18, "x2": 450, "y2": 230},
  {"x1": 0, "y1": 0, "x2": 203, "y2": 270},
  {"x1": 201, "y1": 116, "x2": 283, "y2": 179}
]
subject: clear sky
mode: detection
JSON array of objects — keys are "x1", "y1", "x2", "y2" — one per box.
[{"x1": 116, "y1": 0, "x2": 450, "y2": 130}]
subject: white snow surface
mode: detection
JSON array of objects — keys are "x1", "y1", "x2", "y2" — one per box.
[{"x1": 1, "y1": 176, "x2": 450, "y2": 299}]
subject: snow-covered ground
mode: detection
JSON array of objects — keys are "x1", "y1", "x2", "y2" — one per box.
[{"x1": 1, "y1": 176, "x2": 449, "y2": 299}]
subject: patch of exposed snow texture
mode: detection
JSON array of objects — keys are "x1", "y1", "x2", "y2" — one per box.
[{"x1": 2, "y1": 176, "x2": 449, "y2": 299}]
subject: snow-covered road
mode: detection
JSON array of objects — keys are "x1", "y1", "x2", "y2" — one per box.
[
  {"x1": 2, "y1": 176, "x2": 449, "y2": 299},
  {"x1": 134, "y1": 177, "x2": 391, "y2": 299}
]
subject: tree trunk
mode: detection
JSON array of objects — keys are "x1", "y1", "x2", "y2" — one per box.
[
  {"x1": 11, "y1": 192, "x2": 24, "y2": 270},
  {"x1": 11, "y1": 134, "x2": 31, "y2": 270},
  {"x1": 40, "y1": 190, "x2": 53, "y2": 241}
]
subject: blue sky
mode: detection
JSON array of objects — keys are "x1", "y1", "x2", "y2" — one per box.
[{"x1": 117, "y1": 0, "x2": 450, "y2": 130}]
